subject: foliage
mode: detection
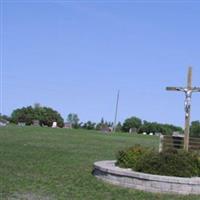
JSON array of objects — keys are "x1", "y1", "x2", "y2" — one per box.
[
  {"x1": 122, "y1": 116, "x2": 142, "y2": 132},
  {"x1": 0, "y1": 114, "x2": 11, "y2": 122},
  {"x1": 67, "y1": 113, "x2": 80, "y2": 128},
  {"x1": 96, "y1": 118, "x2": 113, "y2": 131},
  {"x1": 82, "y1": 121, "x2": 96, "y2": 130},
  {"x1": 11, "y1": 106, "x2": 64, "y2": 127},
  {"x1": 117, "y1": 145, "x2": 200, "y2": 177},
  {"x1": 115, "y1": 122, "x2": 122, "y2": 132},
  {"x1": 138, "y1": 121, "x2": 182, "y2": 135},
  {"x1": 135, "y1": 149, "x2": 200, "y2": 177},
  {"x1": 190, "y1": 121, "x2": 200, "y2": 137},
  {"x1": 116, "y1": 145, "x2": 151, "y2": 169}
]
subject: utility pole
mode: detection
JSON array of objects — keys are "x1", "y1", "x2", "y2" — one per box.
[{"x1": 113, "y1": 90, "x2": 120, "y2": 132}]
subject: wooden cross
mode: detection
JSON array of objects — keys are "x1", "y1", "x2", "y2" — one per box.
[{"x1": 166, "y1": 67, "x2": 200, "y2": 151}]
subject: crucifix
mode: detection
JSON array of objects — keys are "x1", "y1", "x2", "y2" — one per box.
[{"x1": 166, "y1": 67, "x2": 200, "y2": 151}]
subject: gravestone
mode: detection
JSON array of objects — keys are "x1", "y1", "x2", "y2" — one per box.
[
  {"x1": 32, "y1": 120, "x2": 40, "y2": 126},
  {"x1": 64, "y1": 122, "x2": 72, "y2": 129},
  {"x1": 129, "y1": 127, "x2": 137, "y2": 133},
  {"x1": 101, "y1": 126, "x2": 112, "y2": 133},
  {"x1": 0, "y1": 119, "x2": 8, "y2": 127},
  {"x1": 155, "y1": 132, "x2": 162, "y2": 137},
  {"x1": 18, "y1": 122, "x2": 26, "y2": 127},
  {"x1": 52, "y1": 122, "x2": 57, "y2": 128}
]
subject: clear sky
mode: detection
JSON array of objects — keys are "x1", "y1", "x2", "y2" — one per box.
[{"x1": 1, "y1": 1, "x2": 200, "y2": 127}]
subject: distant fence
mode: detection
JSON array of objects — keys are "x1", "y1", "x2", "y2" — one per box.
[{"x1": 159, "y1": 135, "x2": 200, "y2": 152}]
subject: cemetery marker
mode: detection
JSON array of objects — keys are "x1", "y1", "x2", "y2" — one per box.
[{"x1": 166, "y1": 67, "x2": 200, "y2": 151}]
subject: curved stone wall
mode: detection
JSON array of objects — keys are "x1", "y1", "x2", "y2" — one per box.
[{"x1": 93, "y1": 160, "x2": 200, "y2": 195}]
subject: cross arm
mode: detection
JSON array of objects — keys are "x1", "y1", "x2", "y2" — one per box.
[
  {"x1": 166, "y1": 87, "x2": 185, "y2": 92},
  {"x1": 192, "y1": 87, "x2": 200, "y2": 92}
]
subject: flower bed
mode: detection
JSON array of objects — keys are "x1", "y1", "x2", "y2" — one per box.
[{"x1": 93, "y1": 160, "x2": 200, "y2": 195}]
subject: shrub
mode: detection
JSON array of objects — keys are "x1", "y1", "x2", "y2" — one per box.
[
  {"x1": 135, "y1": 149, "x2": 200, "y2": 177},
  {"x1": 116, "y1": 146, "x2": 200, "y2": 177},
  {"x1": 116, "y1": 145, "x2": 151, "y2": 169}
]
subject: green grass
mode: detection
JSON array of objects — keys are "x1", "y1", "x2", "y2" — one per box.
[{"x1": 0, "y1": 126, "x2": 199, "y2": 200}]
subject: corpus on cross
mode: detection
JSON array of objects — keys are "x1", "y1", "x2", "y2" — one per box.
[{"x1": 166, "y1": 67, "x2": 200, "y2": 151}]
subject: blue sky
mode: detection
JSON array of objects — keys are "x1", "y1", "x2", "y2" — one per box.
[{"x1": 1, "y1": 1, "x2": 200, "y2": 126}]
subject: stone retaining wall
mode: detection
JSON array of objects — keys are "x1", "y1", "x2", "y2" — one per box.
[{"x1": 93, "y1": 160, "x2": 200, "y2": 195}]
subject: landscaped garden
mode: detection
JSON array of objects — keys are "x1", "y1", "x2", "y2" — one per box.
[{"x1": 0, "y1": 126, "x2": 200, "y2": 200}]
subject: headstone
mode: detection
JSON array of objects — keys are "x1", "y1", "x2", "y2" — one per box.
[
  {"x1": 129, "y1": 127, "x2": 137, "y2": 133},
  {"x1": 64, "y1": 122, "x2": 72, "y2": 129},
  {"x1": 143, "y1": 132, "x2": 147, "y2": 135},
  {"x1": 18, "y1": 122, "x2": 26, "y2": 127},
  {"x1": 149, "y1": 132, "x2": 153, "y2": 136},
  {"x1": 0, "y1": 119, "x2": 8, "y2": 127},
  {"x1": 32, "y1": 120, "x2": 40, "y2": 126},
  {"x1": 52, "y1": 121, "x2": 57, "y2": 128},
  {"x1": 155, "y1": 132, "x2": 161, "y2": 137},
  {"x1": 101, "y1": 126, "x2": 112, "y2": 133},
  {"x1": 0, "y1": 121, "x2": 7, "y2": 127}
]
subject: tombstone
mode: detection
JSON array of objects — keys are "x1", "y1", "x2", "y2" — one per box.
[
  {"x1": 18, "y1": 122, "x2": 26, "y2": 127},
  {"x1": 101, "y1": 126, "x2": 112, "y2": 133},
  {"x1": 143, "y1": 132, "x2": 147, "y2": 135},
  {"x1": 32, "y1": 120, "x2": 40, "y2": 126},
  {"x1": 149, "y1": 132, "x2": 154, "y2": 136},
  {"x1": 155, "y1": 132, "x2": 161, "y2": 137},
  {"x1": 0, "y1": 119, "x2": 8, "y2": 127},
  {"x1": 129, "y1": 127, "x2": 137, "y2": 133},
  {"x1": 52, "y1": 121, "x2": 57, "y2": 128},
  {"x1": 64, "y1": 122, "x2": 72, "y2": 129}
]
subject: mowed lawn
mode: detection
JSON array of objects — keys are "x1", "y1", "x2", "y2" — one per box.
[{"x1": 0, "y1": 126, "x2": 199, "y2": 200}]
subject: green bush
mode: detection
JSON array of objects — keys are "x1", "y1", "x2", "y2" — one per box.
[
  {"x1": 116, "y1": 146, "x2": 200, "y2": 177},
  {"x1": 135, "y1": 149, "x2": 200, "y2": 177},
  {"x1": 116, "y1": 145, "x2": 151, "y2": 169}
]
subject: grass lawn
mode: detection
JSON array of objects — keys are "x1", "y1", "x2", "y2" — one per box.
[{"x1": 0, "y1": 126, "x2": 200, "y2": 200}]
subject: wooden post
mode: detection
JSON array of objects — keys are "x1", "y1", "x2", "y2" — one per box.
[
  {"x1": 184, "y1": 67, "x2": 192, "y2": 151},
  {"x1": 159, "y1": 134, "x2": 164, "y2": 152}
]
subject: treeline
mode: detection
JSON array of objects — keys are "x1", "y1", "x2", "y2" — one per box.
[
  {"x1": 1, "y1": 105, "x2": 200, "y2": 136},
  {"x1": 118, "y1": 116, "x2": 183, "y2": 135}
]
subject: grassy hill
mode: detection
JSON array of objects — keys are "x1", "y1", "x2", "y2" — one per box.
[{"x1": 0, "y1": 126, "x2": 199, "y2": 200}]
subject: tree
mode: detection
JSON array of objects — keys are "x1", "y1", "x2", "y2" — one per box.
[
  {"x1": 0, "y1": 114, "x2": 11, "y2": 122},
  {"x1": 11, "y1": 105, "x2": 64, "y2": 127},
  {"x1": 138, "y1": 121, "x2": 182, "y2": 135},
  {"x1": 82, "y1": 121, "x2": 96, "y2": 130},
  {"x1": 67, "y1": 113, "x2": 79, "y2": 128},
  {"x1": 11, "y1": 106, "x2": 34, "y2": 125},
  {"x1": 115, "y1": 122, "x2": 122, "y2": 132},
  {"x1": 190, "y1": 121, "x2": 200, "y2": 137},
  {"x1": 122, "y1": 117, "x2": 142, "y2": 132}
]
